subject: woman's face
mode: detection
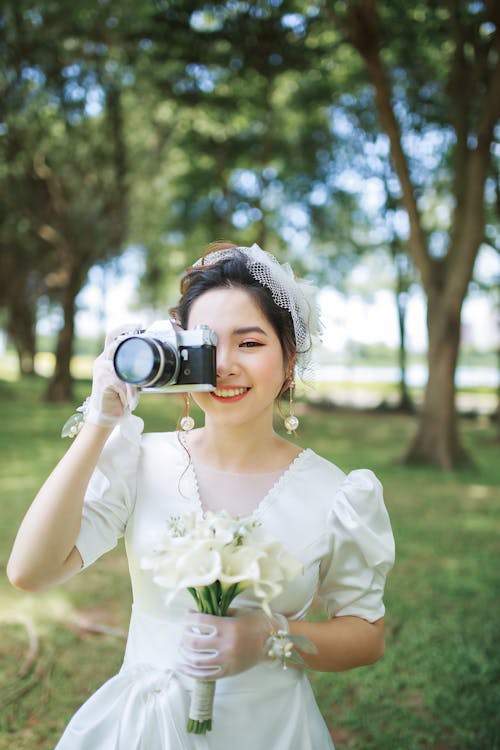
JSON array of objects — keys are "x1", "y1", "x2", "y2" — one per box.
[{"x1": 186, "y1": 287, "x2": 288, "y2": 430}]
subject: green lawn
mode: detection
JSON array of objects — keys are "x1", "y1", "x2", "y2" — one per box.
[{"x1": 0, "y1": 377, "x2": 498, "y2": 749}]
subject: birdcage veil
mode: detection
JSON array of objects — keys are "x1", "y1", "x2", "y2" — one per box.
[{"x1": 193, "y1": 243, "x2": 321, "y2": 376}]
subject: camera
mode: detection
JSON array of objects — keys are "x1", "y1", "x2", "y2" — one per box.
[{"x1": 113, "y1": 320, "x2": 217, "y2": 393}]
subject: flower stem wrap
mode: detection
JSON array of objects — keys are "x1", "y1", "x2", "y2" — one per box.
[
  {"x1": 185, "y1": 583, "x2": 241, "y2": 733},
  {"x1": 187, "y1": 680, "x2": 215, "y2": 734}
]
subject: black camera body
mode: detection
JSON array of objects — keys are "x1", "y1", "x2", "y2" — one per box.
[{"x1": 113, "y1": 320, "x2": 217, "y2": 393}]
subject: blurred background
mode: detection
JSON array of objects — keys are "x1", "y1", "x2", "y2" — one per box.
[
  {"x1": 1, "y1": 0, "x2": 498, "y2": 461},
  {"x1": 0, "y1": 2, "x2": 499, "y2": 748}
]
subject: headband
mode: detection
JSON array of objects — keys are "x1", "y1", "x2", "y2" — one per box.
[{"x1": 193, "y1": 243, "x2": 321, "y2": 375}]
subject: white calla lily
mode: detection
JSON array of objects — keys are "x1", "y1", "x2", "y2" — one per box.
[
  {"x1": 218, "y1": 544, "x2": 264, "y2": 586},
  {"x1": 140, "y1": 511, "x2": 303, "y2": 735}
]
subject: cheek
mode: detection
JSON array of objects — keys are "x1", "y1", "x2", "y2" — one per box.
[{"x1": 258, "y1": 351, "x2": 287, "y2": 389}]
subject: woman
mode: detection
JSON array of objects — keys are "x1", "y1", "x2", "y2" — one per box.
[{"x1": 7, "y1": 242, "x2": 395, "y2": 749}]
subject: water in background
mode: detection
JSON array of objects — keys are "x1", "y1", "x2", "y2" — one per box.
[{"x1": 312, "y1": 364, "x2": 498, "y2": 388}]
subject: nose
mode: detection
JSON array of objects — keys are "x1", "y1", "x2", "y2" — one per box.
[{"x1": 216, "y1": 343, "x2": 238, "y2": 379}]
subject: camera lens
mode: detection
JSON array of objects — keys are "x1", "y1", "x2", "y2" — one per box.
[{"x1": 113, "y1": 337, "x2": 178, "y2": 387}]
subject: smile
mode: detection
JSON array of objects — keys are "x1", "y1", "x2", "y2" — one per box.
[{"x1": 211, "y1": 387, "x2": 250, "y2": 402}]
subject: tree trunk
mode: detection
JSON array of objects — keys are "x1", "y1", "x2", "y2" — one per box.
[
  {"x1": 395, "y1": 293, "x2": 414, "y2": 413},
  {"x1": 496, "y1": 343, "x2": 500, "y2": 442},
  {"x1": 12, "y1": 333, "x2": 36, "y2": 376},
  {"x1": 404, "y1": 292, "x2": 472, "y2": 469},
  {"x1": 45, "y1": 275, "x2": 79, "y2": 402},
  {"x1": 6, "y1": 272, "x2": 37, "y2": 376},
  {"x1": 393, "y1": 248, "x2": 414, "y2": 413},
  {"x1": 8, "y1": 306, "x2": 36, "y2": 376}
]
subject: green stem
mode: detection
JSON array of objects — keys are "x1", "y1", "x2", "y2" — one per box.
[
  {"x1": 199, "y1": 587, "x2": 214, "y2": 614},
  {"x1": 220, "y1": 583, "x2": 241, "y2": 614},
  {"x1": 188, "y1": 587, "x2": 201, "y2": 610},
  {"x1": 213, "y1": 581, "x2": 222, "y2": 613},
  {"x1": 196, "y1": 581, "x2": 244, "y2": 616},
  {"x1": 210, "y1": 586, "x2": 218, "y2": 614}
]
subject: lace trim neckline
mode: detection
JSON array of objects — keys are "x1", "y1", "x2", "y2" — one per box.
[
  {"x1": 191, "y1": 460, "x2": 292, "y2": 478},
  {"x1": 175, "y1": 431, "x2": 311, "y2": 518}
]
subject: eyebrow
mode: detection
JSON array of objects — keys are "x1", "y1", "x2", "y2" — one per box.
[{"x1": 232, "y1": 326, "x2": 269, "y2": 337}]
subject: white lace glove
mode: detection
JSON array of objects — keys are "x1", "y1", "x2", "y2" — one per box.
[
  {"x1": 62, "y1": 324, "x2": 140, "y2": 437},
  {"x1": 86, "y1": 325, "x2": 140, "y2": 427},
  {"x1": 177, "y1": 609, "x2": 287, "y2": 680}
]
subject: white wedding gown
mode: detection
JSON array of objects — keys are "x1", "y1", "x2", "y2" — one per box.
[{"x1": 55, "y1": 416, "x2": 395, "y2": 750}]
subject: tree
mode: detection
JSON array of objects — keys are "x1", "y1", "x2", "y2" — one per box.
[
  {"x1": 328, "y1": 0, "x2": 500, "y2": 468},
  {"x1": 1, "y1": 1, "x2": 131, "y2": 399},
  {"x1": 381, "y1": 176, "x2": 418, "y2": 413},
  {"x1": 0, "y1": 201, "x2": 48, "y2": 376},
  {"x1": 38, "y1": 91, "x2": 128, "y2": 401},
  {"x1": 120, "y1": 1, "x2": 340, "y2": 307},
  {"x1": 0, "y1": 5, "x2": 57, "y2": 374}
]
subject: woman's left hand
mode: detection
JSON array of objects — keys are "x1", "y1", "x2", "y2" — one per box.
[{"x1": 177, "y1": 610, "x2": 273, "y2": 680}]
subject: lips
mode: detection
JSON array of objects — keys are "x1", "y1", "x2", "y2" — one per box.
[{"x1": 211, "y1": 387, "x2": 250, "y2": 403}]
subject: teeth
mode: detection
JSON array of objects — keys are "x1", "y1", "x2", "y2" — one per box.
[{"x1": 214, "y1": 388, "x2": 248, "y2": 398}]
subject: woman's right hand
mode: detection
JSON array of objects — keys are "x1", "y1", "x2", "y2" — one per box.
[{"x1": 85, "y1": 325, "x2": 140, "y2": 428}]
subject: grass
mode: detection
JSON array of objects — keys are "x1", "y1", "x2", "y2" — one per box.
[{"x1": 0, "y1": 376, "x2": 499, "y2": 749}]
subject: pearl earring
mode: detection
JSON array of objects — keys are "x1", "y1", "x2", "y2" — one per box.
[
  {"x1": 284, "y1": 379, "x2": 299, "y2": 434},
  {"x1": 180, "y1": 393, "x2": 195, "y2": 432}
]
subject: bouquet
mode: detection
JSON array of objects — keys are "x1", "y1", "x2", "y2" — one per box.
[{"x1": 140, "y1": 511, "x2": 302, "y2": 734}]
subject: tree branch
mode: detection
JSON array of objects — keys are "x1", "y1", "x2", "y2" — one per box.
[
  {"x1": 341, "y1": 1, "x2": 433, "y2": 290},
  {"x1": 445, "y1": 24, "x2": 500, "y2": 307},
  {"x1": 447, "y1": 1, "x2": 470, "y2": 222}
]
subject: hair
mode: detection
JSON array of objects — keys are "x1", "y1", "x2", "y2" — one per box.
[{"x1": 169, "y1": 242, "x2": 297, "y2": 392}]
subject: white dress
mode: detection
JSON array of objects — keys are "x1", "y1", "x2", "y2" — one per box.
[{"x1": 55, "y1": 416, "x2": 395, "y2": 750}]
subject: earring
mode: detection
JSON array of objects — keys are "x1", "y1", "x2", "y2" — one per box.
[
  {"x1": 284, "y1": 379, "x2": 299, "y2": 434},
  {"x1": 180, "y1": 393, "x2": 195, "y2": 432}
]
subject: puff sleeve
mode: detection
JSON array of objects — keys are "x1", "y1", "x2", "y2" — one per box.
[
  {"x1": 75, "y1": 415, "x2": 144, "y2": 569},
  {"x1": 318, "y1": 469, "x2": 395, "y2": 622}
]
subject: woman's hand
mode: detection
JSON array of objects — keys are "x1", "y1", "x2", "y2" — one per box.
[
  {"x1": 85, "y1": 325, "x2": 140, "y2": 428},
  {"x1": 177, "y1": 611, "x2": 387, "y2": 679},
  {"x1": 177, "y1": 610, "x2": 274, "y2": 680}
]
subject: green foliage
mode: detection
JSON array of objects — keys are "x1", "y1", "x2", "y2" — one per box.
[
  {"x1": 0, "y1": 378, "x2": 499, "y2": 748},
  {"x1": 2, "y1": 2, "x2": 498, "y2": 317}
]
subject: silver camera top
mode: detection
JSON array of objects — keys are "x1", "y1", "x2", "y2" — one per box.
[{"x1": 144, "y1": 319, "x2": 218, "y2": 347}]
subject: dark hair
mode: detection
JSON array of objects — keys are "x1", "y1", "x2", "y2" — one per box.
[{"x1": 169, "y1": 243, "x2": 297, "y2": 387}]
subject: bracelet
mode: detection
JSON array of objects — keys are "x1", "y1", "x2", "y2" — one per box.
[
  {"x1": 270, "y1": 612, "x2": 289, "y2": 634},
  {"x1": 61, "y1": 398, "x2": 90, "y2": 439},
  {"x1": 265, "y1": 630, "x2": 295, "y2": 669},
  {"x1": 264, "y1": 612, "x2": 294, "y2": 669},
  {"x1": 61, "y1": 397, "x2": 122, "y2": 438},
  {"x1": 264, "y1": 612, "x2": 318, "y2": 670}
]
